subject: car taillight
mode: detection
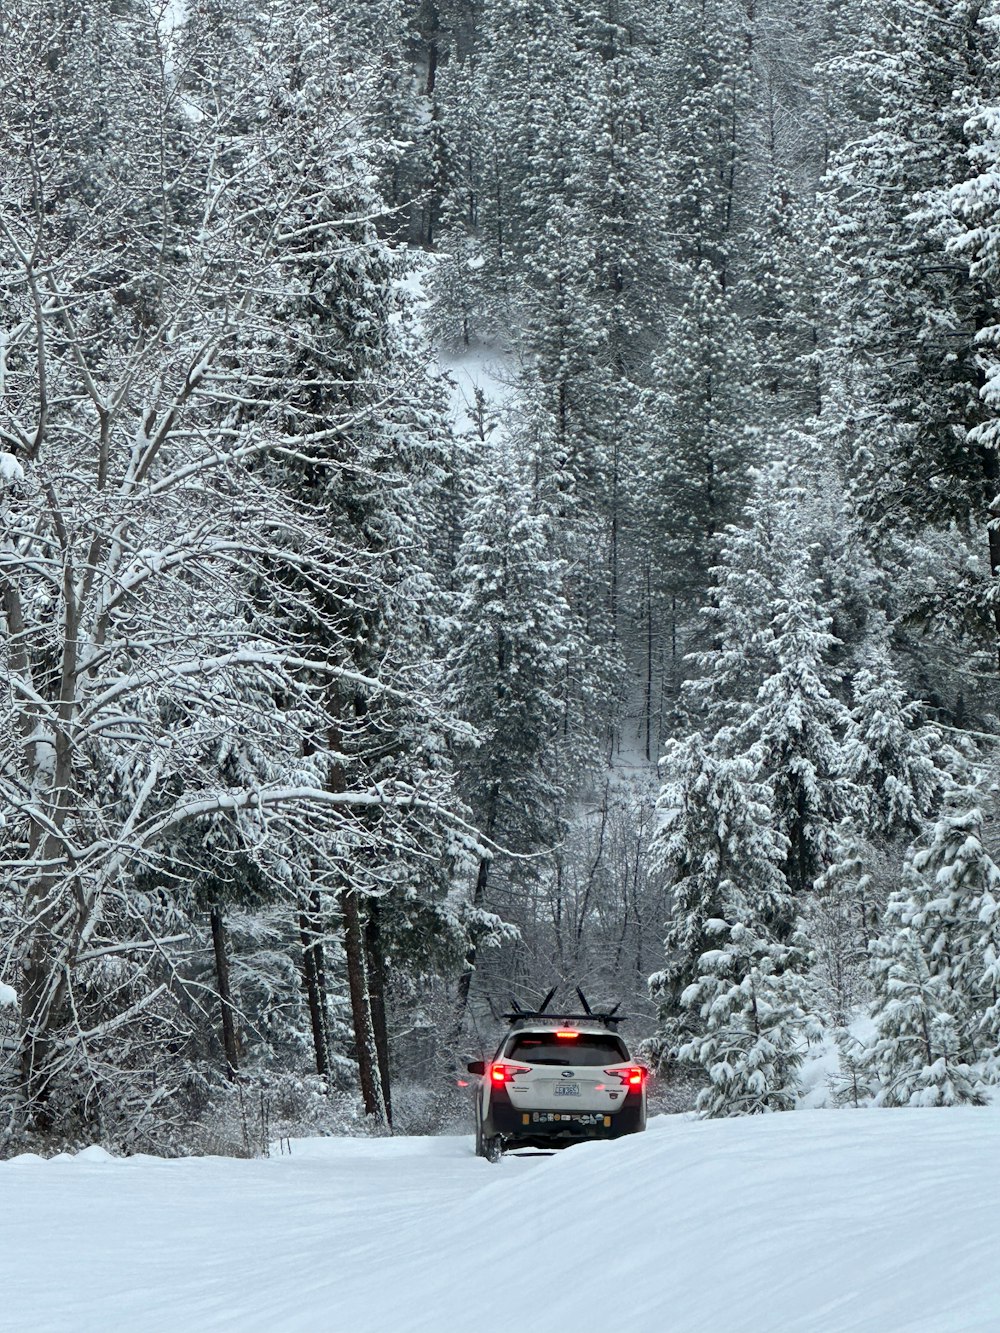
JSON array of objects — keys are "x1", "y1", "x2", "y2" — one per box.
[
  {"x1": 554, "y1": 1030, "x2": 579, "y2": 1039},
  {"x1": 490, "y1": 1062, "x2": 530, "y2": 1084},
  {"x1": 605, "y1": 1065, "x2": 646, "y2": 1089}
]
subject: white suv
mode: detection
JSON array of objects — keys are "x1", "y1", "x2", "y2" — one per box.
[{"x1": 467, "y1": 1006, "x2": 647, "y2": 1160}]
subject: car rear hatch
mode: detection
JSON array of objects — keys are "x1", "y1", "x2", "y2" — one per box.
[{"x1": 500, "y1": 1030, "x2": 638, "y2": 1115}]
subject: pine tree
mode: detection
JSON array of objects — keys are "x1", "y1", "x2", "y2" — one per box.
[
  {"x1": 743, "y1": 554, "x2": 855, "y2": 897},
  {"x1": 650, "y1": 736, "x2": 790, "y2": 1035},
  {"x1": 829, "y1": 1026, "x2": 875, "y2": 1107},
  {"x1": 868, "y1": 795, "x2": 1000, "y2": 1102},
  {"x1": 680, "y1": 915, "x2": 813, "y2": 1116},
  {"x1": 950, "y1": 92, "x2": 1000, "y2": 669},
  {"x1": 660, "y1": 0, "x2": 751, "y2": 284},
  {"x1": 445, "y1": 432, "x2": 573, "y2": 1032},
  {"x1": 841, "y1": 649, "x2": 942, "y2": 839},
  {"x1": 448, "y1": 436, "x2": 573, "y2": 835},
  {"x1": 470, "y1": 0, "x2": 582, "y2": 300},
  {"x1": 868, "y1": 929, "x2": 986, "y2": 1107},
  {"x1": 649, "y1": 457, "x2": 861, "y2": 1103},
  {"x1": 826, "y1": 0, "x2": 1000, "y2": 664},
  {"x1": 908, "y1": 802, "x2": 1000, "y2": 1022},
  {"x1": 642, "y1": 263, "x2": 751, "y2": 612},
  {"x1": 978, "y1": 862, "x2": 1000, "y2": 1077},
  {"x1": 741, "y1": 171, "x2": 823, "y2": 421},
  {"x1": 679, "y1": 462, "x2": 802, "y2": 731}
]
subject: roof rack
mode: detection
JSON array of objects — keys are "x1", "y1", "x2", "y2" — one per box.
[{"x1": 502, "y1": 985, "x2": 626, "y2": 1028}]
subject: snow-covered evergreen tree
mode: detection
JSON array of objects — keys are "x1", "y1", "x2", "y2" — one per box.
[
  {"x1": 642, "y1": 264, "x2": 751, "y2": 611},
  {"x1": 868, "y1": 794, "x2": 1000, "y2": 1102},
  {"x1": 660, "y1": 0, "x2": 751, "y2": 284},
  {"x1": 447, "y1": 436, "x2": 572, "y2": 849},
  {"x1": 445, "y1": 430, "x2": 573, "y2": 1033},
  {"x1": 741, "y1": 172, "x2": 823, "y2": 421},
  {"x1": 906, "y1": 801, "x2": 1000, "y2": 1025},
  {"x1": 682, "y1": 462, "x2": 808, "y2": 731},
  {"x1": 868, "y1": 929, "x2": 987, "y2": 1107},
  {"x1": 841, "y1": 649, "x2": 942, "y2": 839},
  {"x1": 826, "y1": 0, "x2": 1000, "y2": 665},
  {"x1": 650, "y1": 467, "x2": 842, "y2": 1101},
  {"x1": 743, "y1": 555, "x2": 855, "y2": 897},
  {"x1": 680, "y1": 915, "x2": 814, "y2": 1116},
  {"x1": 651, "y1": 738, "x2": 791, "y2": 1032}
]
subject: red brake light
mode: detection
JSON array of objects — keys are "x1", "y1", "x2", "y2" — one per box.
[
  {"x1": 554, "y1": 1030, "x2": 579, "y2": 1039},
  {"x1": 490, "y1": 1062, "x2": 530, "y2": 1084},
  {"x1": 605, "y1": 1065, "x2": 646, "y2": 1089}
]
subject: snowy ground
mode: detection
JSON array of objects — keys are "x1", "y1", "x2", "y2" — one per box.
[{"x1": 2, "y1": 1109, "x2": 999, "y2": 1332}]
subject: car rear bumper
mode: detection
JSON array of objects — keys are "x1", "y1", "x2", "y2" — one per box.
[{"x1": 485, "y1": 1088, "x2": 645, "y2": 1142}]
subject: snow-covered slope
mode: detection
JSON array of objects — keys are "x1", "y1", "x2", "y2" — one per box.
[{"x1": 2, "y1": 1111, "x2": 998, "y2": 1332}]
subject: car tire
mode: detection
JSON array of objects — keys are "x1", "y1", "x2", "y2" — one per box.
[{"x1": 475, "y1": 1119, "x2": 503, "y2": 1163}]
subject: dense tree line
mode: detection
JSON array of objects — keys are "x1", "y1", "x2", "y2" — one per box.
[{"x1": 3, "y1": 0, "x2": 1000, "y2": 1151}]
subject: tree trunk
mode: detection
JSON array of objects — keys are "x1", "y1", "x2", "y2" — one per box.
[
  {"x1": 210, "y1": 903, "x2": 240, "y2": 1080},
  {"x1": 645, "y1": 560, "x2": 653, "y2": 762},
  {"x1": 298, "y1": 894, "x2": 330, "y2": 1084},
  {"x1": 19, "y1": 911, "x2": 61, "y2": 1131},
  {"x1": 323, "y1": 684, "x2": 384, "y2": 1119},
  {"x1": 980, "y1": 445, "x2": 1000, "y2": 671},
  {"x1": 364, "y1": 901, "x2": 392, "y2": 1127},
  {"x1": 19, "y1": 840, "x2": 79, "y2": 1127},
  {"x1": 450, "y1": 785, "x2": 495, "y2": 1051},
  {"x1": 451, "y1": 857, "x2": 488, "y2": 1037},
  {"x1": 610, "y1": 434, "x2": 620, "y2": 641},
  {"x1": 425, "y1": 39, "x2": 438, "y2": 95},
  {"x1": 341, "y1": 886, "x2": 388, "y2": 1128},
  {"x1": 18, "y1": 587, "x2": 83, "y2": 1123}
]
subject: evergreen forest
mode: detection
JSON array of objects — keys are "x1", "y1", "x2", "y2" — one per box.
[{"x1": 3, "y1": 0, "x2": 1000, "y2": 1150}]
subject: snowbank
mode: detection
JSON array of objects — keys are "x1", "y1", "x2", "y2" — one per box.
[
  {"x1": 388, "y1": 1110, "x2": 1000, "y2": 1333},
  {"x1": 1, "y1": 1111, "x2": 997, "y2": 1331}
]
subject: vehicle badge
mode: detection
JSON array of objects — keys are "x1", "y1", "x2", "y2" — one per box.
[{"x1": 561, "y1": 1069, "x2": 575, "y2": 1078}]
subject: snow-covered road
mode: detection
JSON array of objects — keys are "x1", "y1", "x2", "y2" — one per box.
[{"x1": 2, "y1": 1110, "x2": 999, "y2": 1332}]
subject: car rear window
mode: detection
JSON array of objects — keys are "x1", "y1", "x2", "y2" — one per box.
[{"x1": 506, "y1": 1033, "x2": 628, "y2": 1066}]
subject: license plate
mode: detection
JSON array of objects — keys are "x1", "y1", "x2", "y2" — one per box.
[{"x1": 553, "y1": 1084, "x2": 580, "y2": 1097}]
